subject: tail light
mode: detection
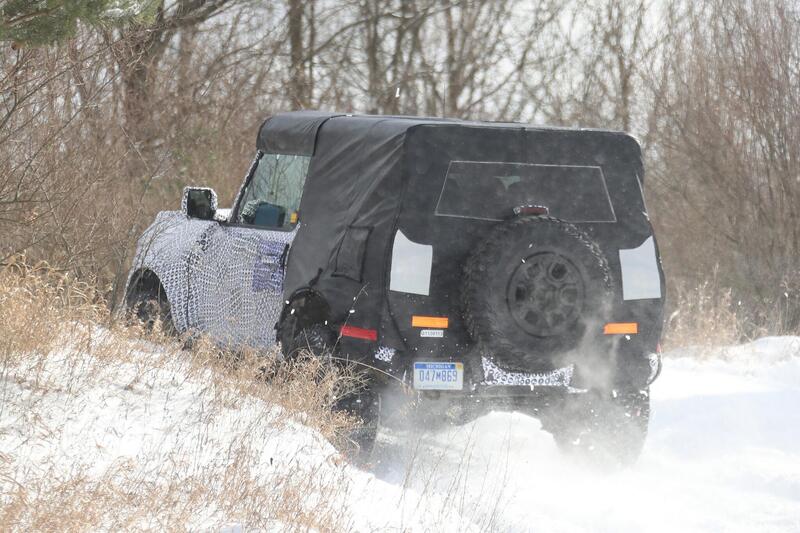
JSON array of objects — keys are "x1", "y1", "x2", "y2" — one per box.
[{"x1": 513, "y1": 205, "x2": 549, "y2": 216}]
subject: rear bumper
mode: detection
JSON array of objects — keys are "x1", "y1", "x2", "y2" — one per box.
[
  {"x1": 475, "y1": 351, "x2": 660, "y2": 394},
  {"x1": 369, "y1": 345, "x2": 661, "y2": 395},
  {"x1": 375, "y1": 352, "x2": 661, "y2": 429},
  {"x1": 421, "y1": 352, "x2": 661, "y2": 393}
]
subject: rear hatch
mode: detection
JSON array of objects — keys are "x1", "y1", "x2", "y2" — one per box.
[{"x1": 384, "y1": 125, "x2": 665, "y2": 383}]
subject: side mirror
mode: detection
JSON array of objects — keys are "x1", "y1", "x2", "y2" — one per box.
[{"x1": 182, "y1": 187, "x2": 217, "y2": 220}]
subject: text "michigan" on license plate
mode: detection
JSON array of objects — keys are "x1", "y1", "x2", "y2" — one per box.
[{"x1": 413, "y1": 362, "x2": 463, "y2": 390}]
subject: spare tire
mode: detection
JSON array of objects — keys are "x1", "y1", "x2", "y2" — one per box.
[{"x1": 463, "y1": 216, "x2": 613, "y2": 372}]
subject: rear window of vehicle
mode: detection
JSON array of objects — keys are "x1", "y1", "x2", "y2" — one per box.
[{"x1": 434, "y1": 161, "x2": 616, "y2": 222}]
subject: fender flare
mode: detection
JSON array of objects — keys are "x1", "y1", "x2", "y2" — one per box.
[
  {"x1": 277, "y1": 287, "x2": 332, "y2": 346},
  {"x1": 125, "y1": 268, "x2": 168, "y2": 305}
]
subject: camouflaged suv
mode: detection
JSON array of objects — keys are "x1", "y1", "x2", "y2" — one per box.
[{"x1": 126, "y1": 111, "x2": 665, "y2": 464}]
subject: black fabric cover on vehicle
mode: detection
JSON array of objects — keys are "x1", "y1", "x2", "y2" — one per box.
[
  {"x1": 283, "y1": 116, "x2": 436, "y2": 329},
  {"x1": 266, "y1": 111, "x2": 660, "y2": 363},
  {"x1": 257, "y1": 111, "x2": 344, "y2": 156},
  {"x1": 333, "y1": 226, "x2": 371, "y2": 282}
]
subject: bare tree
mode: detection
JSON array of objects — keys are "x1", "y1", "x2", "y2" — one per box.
[
  {"x1": 3, "y1": 0, "x2": 797, "y2": 335},
  {"x1": 109, "y1": 0, "x2": 237, "y2": 146},
  {"x1": 650, "y1": 0, "x2": 800, "y2": 329}
]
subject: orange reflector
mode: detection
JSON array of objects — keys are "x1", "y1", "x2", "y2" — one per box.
[
  {"x1": 290, "y1": 212, "x2": 298, "y2": 224},
  {"x1": 412, "y1": 316, "x2": 449, "y2": 329},
  {"x1": 604, "y1": 322, "x2": 639, "y2": 335}
]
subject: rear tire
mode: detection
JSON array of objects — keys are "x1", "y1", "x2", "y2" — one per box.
[
  {"x1": 282, "y1": 323, "x2": 337, "y2": 360},
  {"x1": 279, "y1": 321, "x2": 380, "y2": 463},
  {"x1": 538, "y1": 389, "x2": 650, "y2": 468},
  {"x1": 336, "y1": 387, "x2": 381, "y2": 465},
  {"x1": 127, "y1": 280, "x2": 175, "y2": 335}
]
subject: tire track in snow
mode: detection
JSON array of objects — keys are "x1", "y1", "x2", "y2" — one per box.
[{"x1": 370, "y1": 337, "x2": 800, "y2": 532}]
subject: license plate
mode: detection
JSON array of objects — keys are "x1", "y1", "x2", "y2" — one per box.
[{"x1": 413, "y1": 362, "x2": 463, "y2": 390}]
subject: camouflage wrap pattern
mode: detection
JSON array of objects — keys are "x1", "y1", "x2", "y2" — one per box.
[
  {"x1": 126, "y1": 211, "x2": 296, "y2": 348},
  {"x1": 481, "y1": 356, "x2": 575, "y2": 388}
]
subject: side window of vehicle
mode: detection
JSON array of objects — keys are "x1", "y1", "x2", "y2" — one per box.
[{"x1": 236, "y1": 152, "x2": 311, "y2": 229}]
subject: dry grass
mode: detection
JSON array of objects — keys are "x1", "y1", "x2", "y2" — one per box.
[
  {"x1": 0, "y1": 258, "x2": 364, "y2": 532},
  {"x1": 661, "y1": 266, "x2": 798, "y2": 353},
  {"x1": 662, "y1": 276, "x2": 746, "y2": 352}
]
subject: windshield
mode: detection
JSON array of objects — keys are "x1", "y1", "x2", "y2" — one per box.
[
  {"x1": 236, "y1": 152, "x2": 311, "y2": 229},
  {"x1": 435, "y1": 161, "x2": 617, "y2": 223}
]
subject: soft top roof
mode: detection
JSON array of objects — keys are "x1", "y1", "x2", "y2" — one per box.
[
  {"x1": 257, "y1": 111, "x2": 451, "y2": 155},
  {"x1": 256, "y1": 110, "x2": 637, "y2": 156}
]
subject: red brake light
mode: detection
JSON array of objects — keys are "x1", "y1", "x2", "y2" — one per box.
[
  {"x1": 513, "y1": 205, "x2": 549, "y2": 216},
  {"x1": 340, "y1": 324, "x2": 378, "y2": 341}
]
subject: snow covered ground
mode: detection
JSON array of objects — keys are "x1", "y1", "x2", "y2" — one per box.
[
  {"x1": 2, "y1": 336, "x2": 799, "y2": 531},
  {"x1": 377, "y1": 336, "x2": 800, "y2": 532}
]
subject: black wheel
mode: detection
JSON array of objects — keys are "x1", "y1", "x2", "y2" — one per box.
[
  {"x1": 538, "y1": 389, "x2": 650, "y2": 468},
  {"x1": 336, "y1": 387, "x2": 381, "y2": 464},
  {"x1": 284, "y1": 324, "x2": 336, "y2": 358},
  {"x1": 127, "y1": 281, "x2": 175, "y2": 335},
  {"x1": 282, "y1": 323, "x2": 337, "y2": 360},
  {"x1": 277, "y1": 289, "x2": 331, "y2": 359},
  {"x1": 463, "y1": 216, "x2": 613, "y2": 372},
  {"x1": 279, "y1": 320, "x2": 380, "y2": 462}
]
